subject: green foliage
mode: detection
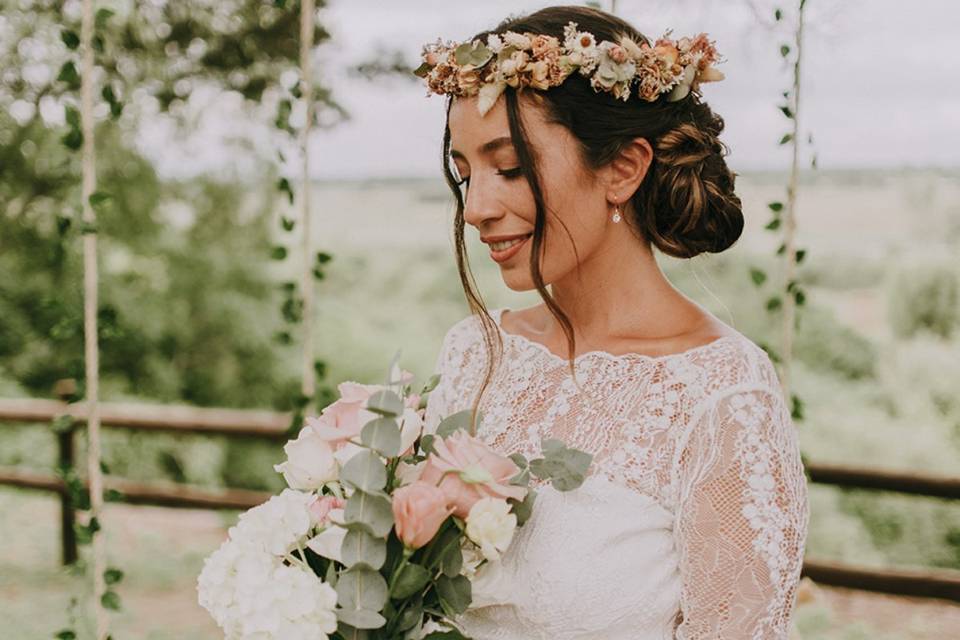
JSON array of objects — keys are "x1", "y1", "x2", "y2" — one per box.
[
  {"x1": 886, "y1": 260, "x2": 959, "y2": 339},
  {"x1": 794, "y1": 305, "x2": 877, "y2": 380}
]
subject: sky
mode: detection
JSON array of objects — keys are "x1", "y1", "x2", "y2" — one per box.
[{"x1": 141, "y1": 0, "x2": 960, "y2": 180}]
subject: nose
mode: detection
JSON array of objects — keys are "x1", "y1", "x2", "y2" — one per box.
[{"x1": 461, "y1": 175, "x2": 503, "y2": 230}]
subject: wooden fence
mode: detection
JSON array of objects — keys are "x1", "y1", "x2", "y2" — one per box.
[{"x1": 1, "y1": 393, "x2": 959, "y2": 603}]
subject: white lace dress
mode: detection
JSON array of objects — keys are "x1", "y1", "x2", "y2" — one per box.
[{"x1": 422, "y1": 308, "x2": 809, "y2": 640}]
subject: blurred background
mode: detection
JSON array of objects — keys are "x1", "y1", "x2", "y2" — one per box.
[{"x1": 1, "y1": 0, "x2": 958, "y2": 638}]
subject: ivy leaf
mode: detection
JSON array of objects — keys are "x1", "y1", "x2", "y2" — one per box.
[
  {"x1": 95, "y1": 8, "x2": 115, "y2": 28},
  {"x1": 277, "y1": 177, "x2": 294, "y2": 204},
  {"x1": 270, "y1": 245, "x2": 288, "y2": 260},
  {"x1": 104, "y1": 567, "x2": 124, "y2": 585},
  {"x1": 767, "y1": 201, "x2": 784, "y2": 212},
  {"x1": 749, "y1": 267, "x2": 767, "y2": 287},
  {"x1": 766, "y1": 296, "x2": 783, "y2": 312},
  {"x1": 61, "y1": 30, "x2": 80, "y2": 50},
  {"x1": 779, "y1": 133, "x2": 794, "y2": 145},
  {"x1": 101, "y1": 590, "x2": 121, "y2": 611},
  {"x1": 774, "y1": 8, "x2": 783, "y2": 21},
  {"x1": 88, "y1": 191, "x2": 111, "y2": 211},
  {"x1": 796, "y1": 249, "x2": 807, "y2": 263},
  {"x1": 765, "y1": 218, "x2": 781, "y2": 231},
  {"x1": 780, "y1": 44, "x2": 790, "y2": 58},
  {"x1": 779, "y1": 105, "x2": 793, "y2": 119},
  {"x1": 791, "y1": 394, "x2": 805, "y2": 421},
  {"x1": 57, "y1": 61, "x2": 80, "y2": 89},
  {"x1": 281, "y1": 216, "x2": 295, "y2": 231}
]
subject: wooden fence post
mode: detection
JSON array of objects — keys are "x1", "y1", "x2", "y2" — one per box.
[{"x1": 54, "y1": 378, "x2": 78, "y2": 566}]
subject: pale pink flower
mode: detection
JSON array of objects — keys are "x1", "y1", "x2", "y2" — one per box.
[
  {"x1": 418, "y1": 430, "x2": 527, "y2": 519},
  {"x1": 392, "y1": 481, "x2": 452, "y2": 549},
  {"x1": 309, "y1": 495, "x2": 345, "y2": 527}
]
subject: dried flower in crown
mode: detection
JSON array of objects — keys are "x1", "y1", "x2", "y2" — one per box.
[{"x1": 414, "y1": 21, "x2": 725, "y2": 116}]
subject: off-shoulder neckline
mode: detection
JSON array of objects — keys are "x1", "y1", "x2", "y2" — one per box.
[{"x1": 489, "y1": 306, "x2": 743, "y2": 366}]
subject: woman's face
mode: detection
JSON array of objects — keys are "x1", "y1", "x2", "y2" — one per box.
[{"x1": 447, "y1": 92, "x2": 612, "y2": 292}]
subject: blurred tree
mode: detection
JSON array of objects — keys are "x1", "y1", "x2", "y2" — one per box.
[{"x1": 0, "y1": 0, "x2": 345, "y2": 409}]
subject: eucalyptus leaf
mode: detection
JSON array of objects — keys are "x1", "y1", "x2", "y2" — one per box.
[
  {"x1": 345, "y1": 489, "x2": 395, "y2": 538},
  {"x1": 436, "y1": 574, "x2": 472, "y2": 615},
  {"x1": 509, "y1": 490, "x2": 536, "y2": 526},
  {"x1": 529, "y1": 440, "x2": 592, "y2": 491},
  {"x1": 336, "y1": 565, "x2": 390, "y2": 612},
  {"x1": 390, "y1": 562, "x2": 432, "y2": 599},
  {"x1": 436, "y1": 409, "x2": 475, "y2": 438},
  {"x1": 342, "y1": 528, "x2": 387, "y2": 570},
  {"x1": 367, "y1": 389, "x2": 403, "y2": 417},
  {"x1": 361, "y1": 417, "x2": 401, "y2": 457},
  {"x1": 336, "y1": 606, "x2": 387, "y2": 630},
  {"x1": 341, "y1": 450, "x2": 388, "y2": 493},
  {"x1": 508, "y1": 453, "x2": 528, "y2": 469}
]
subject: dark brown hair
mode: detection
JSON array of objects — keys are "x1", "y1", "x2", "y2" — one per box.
[{"x1": 439, "y1": 5, "x2": 744, "y2": 432}]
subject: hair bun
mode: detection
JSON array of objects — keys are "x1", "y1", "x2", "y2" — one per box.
[{"x1": 640, "y1": 104, "x2": 744, "y2": 259}]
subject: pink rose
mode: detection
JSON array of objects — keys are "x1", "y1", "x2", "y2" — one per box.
[
  {"x1": 418, "y1": 430, "x2": 527, "y2": 519},
  {"x1": 306, "y1": 374, "x2": 411, "y2": 448},
  {"x1": 309, "y1": 495, "x2": 345, "y2": 526},
  {"x1": 392, "y1": 481, "x2": 452, "y2": 549}
]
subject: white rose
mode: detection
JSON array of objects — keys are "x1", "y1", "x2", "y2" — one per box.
[
  {"x1": 465, "y1": 497, "x2": 517, "y2": 561},
  {"x1": 273, "y1": 426, "x2": 338, "y2": 490},
  {"x1": 306, "y1": 508, "x2": 347, "y2": 563}
]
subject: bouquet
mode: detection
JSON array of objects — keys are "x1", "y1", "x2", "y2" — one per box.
[{"x1": 197, "y1": 356, "x2": 592, "y2": 639}]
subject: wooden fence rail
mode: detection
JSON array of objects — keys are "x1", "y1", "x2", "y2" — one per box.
[{"x1": 2, "y1": 395, "x2": 959, "y2": 603}]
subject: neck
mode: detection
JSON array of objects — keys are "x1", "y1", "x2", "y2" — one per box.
[{"x1": 542, "y1": 225, "x2": 705, "y2": 346}]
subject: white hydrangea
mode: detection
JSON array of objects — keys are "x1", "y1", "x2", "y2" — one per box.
[
  {"x1": 230, "y1": 488, "x2": 316, "y2": 557},
  {"x1": 198, "y1": 538, "x2": 338, "y2": 640},
  {"x1": 197, "y1": 537, "x2": 248, "y2": 638}
]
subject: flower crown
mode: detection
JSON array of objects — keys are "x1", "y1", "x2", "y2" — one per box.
[{"x1": 415, "y1": 21, "x2": 725, "y2": 116}]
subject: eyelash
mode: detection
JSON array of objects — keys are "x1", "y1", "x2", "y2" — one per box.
[{"x1": 456, "y1": 167, "x2": 522, "y2": 188}]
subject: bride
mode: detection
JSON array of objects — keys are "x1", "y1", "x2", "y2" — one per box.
[{"x1": 419, "y1": 5, "x2": 809, "y2": 640}]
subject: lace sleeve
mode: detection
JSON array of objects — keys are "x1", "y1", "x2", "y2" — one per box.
[{"x1": 672, "y1": 386, "x2": 809, "y2": 640}]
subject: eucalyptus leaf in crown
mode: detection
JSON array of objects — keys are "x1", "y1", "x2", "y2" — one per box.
[{"x1": 415, "y1": 21, "x2": 725, "y2": 116}]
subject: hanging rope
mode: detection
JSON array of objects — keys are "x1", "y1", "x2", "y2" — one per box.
[
  {"x1": 299, "y1": 0, "x2": 316, "y2": 414},
  {"x1": 80, "y1": 0, "x2": 108, "y2": 637}
]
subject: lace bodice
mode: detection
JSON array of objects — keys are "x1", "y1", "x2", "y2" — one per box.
[{"x1": 423, "y1": 307, "x2": 809, "y2": 640}]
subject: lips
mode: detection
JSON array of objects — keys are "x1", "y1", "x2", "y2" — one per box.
[{"x1": 488, "y1": 233, "x2": 531, "y2": 263}]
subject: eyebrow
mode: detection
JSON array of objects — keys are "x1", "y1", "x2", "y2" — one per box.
[{"x1": 450, "y1": 136, "x2": 513, "y2": 161}]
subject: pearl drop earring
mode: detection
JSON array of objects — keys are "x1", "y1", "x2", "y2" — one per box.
[{"x1": 612, "y1": 201, "x2": 622, "y2": 223}]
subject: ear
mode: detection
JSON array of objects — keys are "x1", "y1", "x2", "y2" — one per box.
[{"x1": 602, "y1": 137, "x2": 653, "y2": 203}]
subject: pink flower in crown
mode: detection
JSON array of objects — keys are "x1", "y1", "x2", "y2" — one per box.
[{"x1": 418, "y1": 430, "x2": 528, "y2": 519}]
